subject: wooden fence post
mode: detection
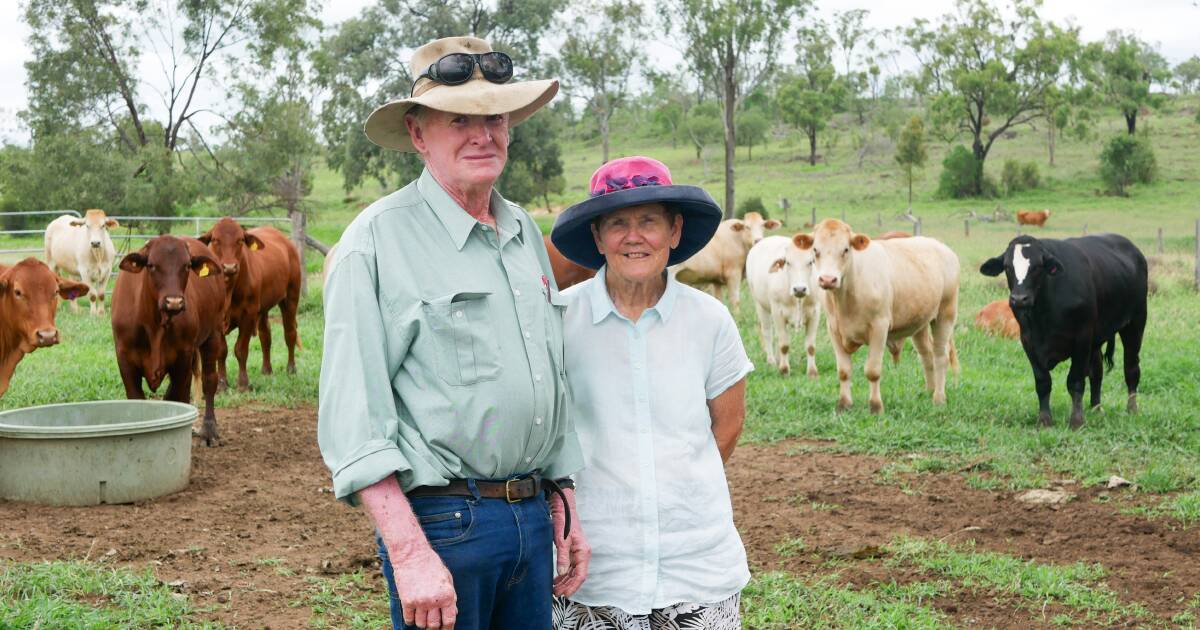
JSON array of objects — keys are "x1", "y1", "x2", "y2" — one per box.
[
  {"x1": 780, "y1": 197, "x2": 790, "y2": 226},
  {"x1": 291, "y1": 210, "x2": 307, "y2": 295},
  {"x1": 1194, "y1": 219, "x2": 1199, "y2": 291},
  {"x1": 1082, "y1": 223, "x2": 1088, "y2": 235},
  {"x1": 811, "y1": 206, "x2": 816, "y2": 226},
  {"x1": 964, "y1": 219, "x2": 970, "y2": 238},
  {"x1": 1157, "y1": 227, "x2": 1164, "y2": 255},
  {"x1": 841, "y1": 208, "x2": 846, "y2": 223},
  {"x1": 915, "y1": 219, "x2": 922, "y2": 236},
  {"x1": 876, "y1": 212, "x2": 881, "y2": 228}
]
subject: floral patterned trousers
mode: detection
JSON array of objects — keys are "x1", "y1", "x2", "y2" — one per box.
[{"x1": 552, "y1": 593, "x2": 741, "y2": 630}]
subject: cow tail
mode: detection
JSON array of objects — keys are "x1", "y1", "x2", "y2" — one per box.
[
  {"x1": 949, "y1": 337, "x2": 961, "y2": 379},
  {"x1": 191, "y1": 350, "x2": 203, "y2": 405},
  {"x1": 1103, "y1": 337, "x2": 1116, "y2": 373}
]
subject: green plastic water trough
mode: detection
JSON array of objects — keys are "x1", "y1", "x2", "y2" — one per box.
[{"x1": 0, "y1": 400, "x2": 196, "y2": 506}]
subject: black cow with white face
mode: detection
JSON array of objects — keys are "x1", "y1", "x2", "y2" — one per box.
[{"x1": 980, "y1": 234, "x2": 1147, "y2": 429}]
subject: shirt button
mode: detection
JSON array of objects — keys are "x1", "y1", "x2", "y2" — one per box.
[
  {"x1": 454, "y1": 310, "x2": 464, "y2": 318},
  {"x1": 534, "y1": 374, "x2": 542, "y2": 382},
  {"x1": 513, "y1": 289, "x2": 521, "y2": 297},
  {"x1": 535, "y1": 417, "x2": 543, "y2": 425},
  {"x1": 524, "y1": 331, "x2": 531, "y2": 339},
  {"x1": 524, "y1": 457, "x2": 532, "y2": 464}
]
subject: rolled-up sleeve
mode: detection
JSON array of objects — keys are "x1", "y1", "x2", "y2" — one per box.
[
  {"x1": 704, "y1": 310, "x2": 754, "y2": 400},
  {"x1": 543, "y1": 430, "x2": 584, "y2": 480},
  {"x1": 318, "y1": 246, "x2": 412, "y2": 506}
]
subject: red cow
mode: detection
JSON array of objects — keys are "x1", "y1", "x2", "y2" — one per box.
[
  {"x1": 199, "y1": 218, "x2": 301, "y2": 390},
  {"x1": 0, "y1": 259, "x2": 89, "y2": 398},
  {"x1": 111, "y1": 236, "x2": 227, "y2": 445},
  {"x1": 1016, "y1": 209, "x2": 1051, "y2": 227},
  {"x1": 975, "y1": 299, "x2": 1021, "y2": 339},
  {"x1": 544, "y1": 234, "x2": 596, "y2": 290}
]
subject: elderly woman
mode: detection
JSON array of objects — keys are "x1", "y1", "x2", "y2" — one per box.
[
  {"x1": 320, "y1": 36, "x2": 589, "y2": 630},
  {"x1": 549, "y1": 156, "x2": 753, "y2": 629}
]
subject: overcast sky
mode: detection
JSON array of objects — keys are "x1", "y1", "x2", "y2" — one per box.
[{"x1": 1, "y1": 0, "x2": 1196, "y2": 144}]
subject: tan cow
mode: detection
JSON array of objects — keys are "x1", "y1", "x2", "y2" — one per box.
[
  {"x1": 1016, "y1": 209, "x2": 1051, "y2": 227},
  {"x1": 671, "y1": 211, "x2": 781, "y2": 309},
  {"x1": 745, "y1": 235, "x2": 822, "y2": 376},
  {"x1": 796, "y1": 219, "x2": 959, "y2": 414},
  {"x1": 43, "y1": 209, "x2": 119, "y2": 315},
  {"x1": 975, "y1": 299, "x2": 1020, "y2": 339}
]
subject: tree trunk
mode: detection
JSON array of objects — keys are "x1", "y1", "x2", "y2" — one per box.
[
  {"x1": 808, "y1": 131, "x2": 818, "y2": 166},
  {"x1": 290, "y1": 206, "x2": 307, "y2": 295},
  {"x1": 972, "y1": 136, "x2": 987, "y2": 197},
  {"x1": 722, "y1": 68, "x2": 737, "y2": 219},
  {"x1": 1048, "y1": 124, "x2": 1056, "y2": 166},
  {"x1": 1125, "y1": 111, "x2": 1137, "y2": 135},
  {"x1": 599, "y1": 110, "x2": 611, "y2": 164},
  {"x1": 907, "y1": 167, "x2": 913, "y2": 209}
]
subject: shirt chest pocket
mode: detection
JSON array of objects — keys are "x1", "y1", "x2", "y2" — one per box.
[{"x1": 421, "y1": 291, "x2": 501, "y2": 386}]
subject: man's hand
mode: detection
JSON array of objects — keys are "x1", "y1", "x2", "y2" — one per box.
[
  {"x1": 550, "y1": 488, "x2": 590, "y2": 597},
  {"x1": 359, "y1": 476, "x2": 458, "y2": 629},
  {"x1": 390, "y1": 545, "x2": 457, "y2": 629}
]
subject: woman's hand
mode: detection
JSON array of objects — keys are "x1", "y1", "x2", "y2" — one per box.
[{"x1": 550, "y1": 488, "x2": 591, "y2": 596}]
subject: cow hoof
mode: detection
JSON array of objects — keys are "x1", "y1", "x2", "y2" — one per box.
[
  {"x1": 1127, "y1": 396, "x2": 1138, "y2": 414},
  {"x1": 287, "y1": 364, "x2": 297, "y2": 375},
  {"x1": 779, "y1": 365, "x2": 790, "y2": 376},
  {"x1": 1069, "y1": 414, "x2": 1084, "y2": 430},
  {"x1": 836, "y1": 399, "x2": 852, "y2": 413},
  {"x1": 1038, "y1": 412, "x2": 1053, "y2": 427},
  {"x1": 869, "y1": 400, "x2": 883, "y2": 415},
  {"x1": 261, "y1": 366, "x2": 273, "y2": 375},
  {"x1": 932, "y1": 393, "x2": 946, "y2": 405},
  {"x1": 807, "y1": 367, "x2": 819, "y2": 379}
]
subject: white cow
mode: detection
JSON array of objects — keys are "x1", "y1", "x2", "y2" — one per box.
[
  {"x1": 43, "y1": 209, "x2": 118, "y2": 315},
  {"x1": 671, "y1": 211, "x2": 781, "y2": 310},
  {"x1": 746, "y1": 235, "x2": 822, "y2": 377},
  {"x1": 797, "y1": 219, "x2": 959, "y2": 414}
]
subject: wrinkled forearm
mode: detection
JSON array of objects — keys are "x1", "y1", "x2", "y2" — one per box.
[{"x1": 358, "y1": 475, "x2": 431, "y2": 560}]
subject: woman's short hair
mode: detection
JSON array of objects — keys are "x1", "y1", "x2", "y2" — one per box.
[{"x1": 592, "y1": 203, "x2": 679, "y2": 232}]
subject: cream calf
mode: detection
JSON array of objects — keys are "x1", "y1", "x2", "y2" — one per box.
[
  {"x1": 43, "y1": 209, "x2": 119, "y2": 315},
  {"x1": 672, "y1": 211, "x2": 780, "y2": 310},
  {"x1": 796, "y1": 219, "x2": 959, "y2": 414},
  {"x1": 746, "y1": 235, "x2": 822, "y2": 376}
]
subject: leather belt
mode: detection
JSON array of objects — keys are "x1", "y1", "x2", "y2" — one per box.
[{"x1": 407, "y1": 471, "x2": 574, "y2": 539}]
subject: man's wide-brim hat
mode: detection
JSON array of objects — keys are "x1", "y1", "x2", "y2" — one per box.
[
  {"x1": 551, "y1": 156, "x2": 723, "y2": 270},
  {"x1": 364, "y1": 36, "x2": 558, "y2": 152}
]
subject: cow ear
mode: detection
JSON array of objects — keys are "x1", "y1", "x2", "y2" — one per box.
[
  {"x1": 69, "y1": 219, "x2": 85, "y2": 227},
  {"x1": 105, "y1": 218, "x2": 119, "y2": 229},
  {"x1": 198, "y1": 230, "x2": 212, "y2": 245},
  {"x1": 769, "y1": 258, "x2": 786, "y2": 273},
  {"x1": 850, "y1": 234, "x2": 871, "y2": 251},
  {"x1": 980, "y1": 255, "x2": 1005, "y2": 277},
  {"x1": 56, "y1": 277, "x2": 89, "y2": 300},
  {"x1": 729, "y1": 221, "x2": 746, "y2": 232},
  {"x1": 191, "y1": 255, "x2": 219, "y2": 278},
  {"x1": 120, "y1": 252, "x2": 148, "y2": 273},
  {"x1": 764, "y1": 219, "x2": 782, "y2": 230},
  {"x1": 1044, "y1": 254, "x2": 1062, "y2": 276},
  {"x1": 245, "y1": 233, "x2": 266, "y2": 251},
  {"x1": 793, "y1": 234, "x2": 814, "y2": 250}
]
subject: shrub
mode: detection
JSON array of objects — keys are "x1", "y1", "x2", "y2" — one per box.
[
  {"x1": 737, "y1": 196, "x2": 768, "y2": 220},
  {"x1": 1098, "y1": 135, "x2": 1157, "y2": 196},
  {"x1": 1001, "y1": 159, "x2": 1041, "y2": 195},
  {"x1": 937, "y1": 145, "x2": 995, "y2": 198}
]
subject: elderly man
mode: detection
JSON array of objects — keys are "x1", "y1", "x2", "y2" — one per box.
[{"x1": 319, "y1": 36, "x2": 589, "y2": 630}]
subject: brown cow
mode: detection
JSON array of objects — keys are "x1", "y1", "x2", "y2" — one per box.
[
  {"x1": 1016, "y1": 209, "x2": 1051, "y2": 227},
  {"x1": 199, "y1": 218, "x2": 301, "y2": 390},
  {"x1": 975, "y1": 299, "x2": 1020, "y2": 339},
  {"x1": 0, "y1": 259, "x2": 89, "y2": 398},
  {"x1": 111, "y1": 236, "x2": 227, "y2": 445},
  {"x1": 544, "y1": 234, "x2": 595, "y2": 290}
]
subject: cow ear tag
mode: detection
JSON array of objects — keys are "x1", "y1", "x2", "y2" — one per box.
[
  {"x1": 250, "y1": 242, "x2": 260, "y2": 251},
  {"x1": 198, "y1": 264, "x2": 210, "y2": 278}
]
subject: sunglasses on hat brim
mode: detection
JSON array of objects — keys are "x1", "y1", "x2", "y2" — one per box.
[{"x1": 410, "y1": 52, "x2": 514, "y2": 97}]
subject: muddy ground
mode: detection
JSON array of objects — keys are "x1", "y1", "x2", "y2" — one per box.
[{"x1": 1, "y1": 406, "x2": 1196, "y2": 628}]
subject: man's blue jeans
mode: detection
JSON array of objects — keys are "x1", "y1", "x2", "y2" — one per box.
[{"x1": 376, "y1": 488, "x2": 554, "y2": 630}]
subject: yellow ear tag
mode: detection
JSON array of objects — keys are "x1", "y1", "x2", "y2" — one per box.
[
  {"x1": 198, "y1": 264, "x2": 210, "y2": 278},
  {"x1": 250, "y1": 242, "x2": 260, "y2": 251}
]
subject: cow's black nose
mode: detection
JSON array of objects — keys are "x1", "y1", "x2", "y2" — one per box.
[
  {"x1": 90, "y1": 241, "x2": 101, "y2": 248},
  {"x1": 1010, "y1": 295, "x2": 1032, "y2": 309}
]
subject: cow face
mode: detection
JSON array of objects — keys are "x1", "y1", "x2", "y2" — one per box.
[
  {"x1": 980, "y1": 236, "x2": 1062, "y2": 310},
  {"x1": 0, "y1": 259, "x2": 89, "y2": 352},
  {"x1": 793, "y1": 219, "x2": 869, "y2": 291},
  {"x1": 772, "y1": 236, "x2": 818, "y2": 298},
  {"x1": 199, "y1": 217, "x2": 265, "y2": 279},
  {"x1": 741, "y1": 212, "x2": 783, "y2": 245},
  {"x1": 119, "y1": 236, "x2": 218, "y2": 315},
  {"x1": 69, "y1": 209, "x2": 118, "y2": 250}
]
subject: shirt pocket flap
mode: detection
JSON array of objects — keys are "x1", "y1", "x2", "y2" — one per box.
[{"x1": 421, "y1": 290, "x2": 493, "y2": 306}]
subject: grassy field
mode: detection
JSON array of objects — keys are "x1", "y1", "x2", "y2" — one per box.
[{"x1": 2, "y1": 98, "x2": 1199, "y2": 627}]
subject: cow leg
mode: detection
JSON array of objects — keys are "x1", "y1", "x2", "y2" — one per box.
[
  {"x1": 827, "y1": 318, "x2": 855, "y2": 412},
  {"x1": 1031, "y1": 365, "x2": 1053, "y2": 427},
  {"x1": 1119, "y1": 313, "x2": 1145, "y2": 415},
  {"x1": 910, "y1": 328, "x2": 936, "y2": 394},
  {"x1": 163, "y1": 354, "x2": 193, "y2": 404},
  {"x1": 197, "y1": 335, "x2": 224, "y2": 447},
  {"x1": 754, "y1": 302, "x2": 775, "y2": 366},
  {"x1": 802, "y1": 299, "x2": 820, "y2": 379},
  {"x1": 117, "y1": 355, "x2": 146, "y2": 400},
  {"x1": 1066, "y1": 349, "x2": 1090, "y2": 430},
  {"x1": 929, "y1": 316, "x2": 955, "y2": 405},
  {"x1": 1088, "y1": 346, "x2": 1105, "y2": 412},
  {"x1": 726, "y1": 272, "x2": 742, "y2": 311},
  {"x1": 771, "y1": 306, "x2": 791, "y2": 375},
  {"x1": 233, "y1": 316, "x2": 255, "y2": 390},
  {"x1": 865, "y1": 321, "x2": 888, "y2": 415},
  {"x1": 257, "y1": 312, "x2": 274, "y2": 375},
  {"x1": 216, "y1": 335, "x2": 230, "y2": 392},
  {"x1": 282, "y1": 289, "x2": 300, "y2": 375}
]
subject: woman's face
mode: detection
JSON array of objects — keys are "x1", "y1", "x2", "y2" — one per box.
[{"x1": 591, "y1": 203, "x2": 683, "y2": 283}]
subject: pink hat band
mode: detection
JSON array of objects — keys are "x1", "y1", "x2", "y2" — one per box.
[{"x1": 589, "y1": 156, "x2": 673, "y2": 197}]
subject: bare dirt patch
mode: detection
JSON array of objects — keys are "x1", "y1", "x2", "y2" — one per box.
[{"x1": 2, "y1": 409, "x2": 1197, "y2": 628}]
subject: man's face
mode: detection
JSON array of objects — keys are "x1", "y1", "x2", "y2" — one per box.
[{"x1": 408, "y1": 109, "x2": 510, "y2": 189}]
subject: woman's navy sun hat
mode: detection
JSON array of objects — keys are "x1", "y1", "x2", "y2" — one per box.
[{"x1": 550, "y1": 156, "x2": 723, "y2": 270}]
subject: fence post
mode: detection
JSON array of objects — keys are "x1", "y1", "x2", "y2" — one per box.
[
  {"x1": 811, "y1": 206, "x2": 816, "y2": 226},
  {"x1": 1194, "y1": 219, "x2": 1199, "y2": 292},
  {"x1": 964, "y1": 219, "x2": 970, "y2": 238},
  {"x1": 915, "y1": 219, "x2": 922, "y2": 236},
  {"x1": 841, "y1": 208, "x2": 846, "y2": 223},
  {"x1": 1157, "y1": 227, "x2": 1164, "y2": 255},
  {"x1": 780, "y1": 197, "x2": 790, "y2": 226},
  {"x1": 291, "y1": 210, "x2": 307, "y2": 295},
  {"x1": 1082, "y1": 223, "x2": 1088, "y2": 235},
  {"x1": 876, "y1": 211, "x2": 881, "y2": 228}
]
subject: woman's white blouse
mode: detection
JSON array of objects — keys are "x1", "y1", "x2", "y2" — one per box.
[{"x1": 561, "y1": 267, "x2": 753, "y2": 615}]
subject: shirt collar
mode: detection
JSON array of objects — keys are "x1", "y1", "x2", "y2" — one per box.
[
  {"x1": 587, "y1": 266, "x2": 679, "y2": 325},
  {"x1": 418, "y1": 168, "x2": 523, "y2": 250}
]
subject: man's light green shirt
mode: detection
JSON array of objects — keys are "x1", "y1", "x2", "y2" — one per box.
[{"x1": 318, "y1": 169, "x2": 582, "y2": 504}]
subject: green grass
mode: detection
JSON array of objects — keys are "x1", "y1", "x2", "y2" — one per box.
[
  {"x1": 291, "y1": 570, "x2": 390, "y2": 630},
  {"x1": 742, "y1": 571, "x2": 952, "y2": 629},
  {"x1": 0, "y1": 560, "x2": 221, "y2": 628}
]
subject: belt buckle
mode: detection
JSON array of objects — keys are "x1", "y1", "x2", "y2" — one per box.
[{"x1": 505, "y1": 478, "x2": 520, "y2": 503}]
